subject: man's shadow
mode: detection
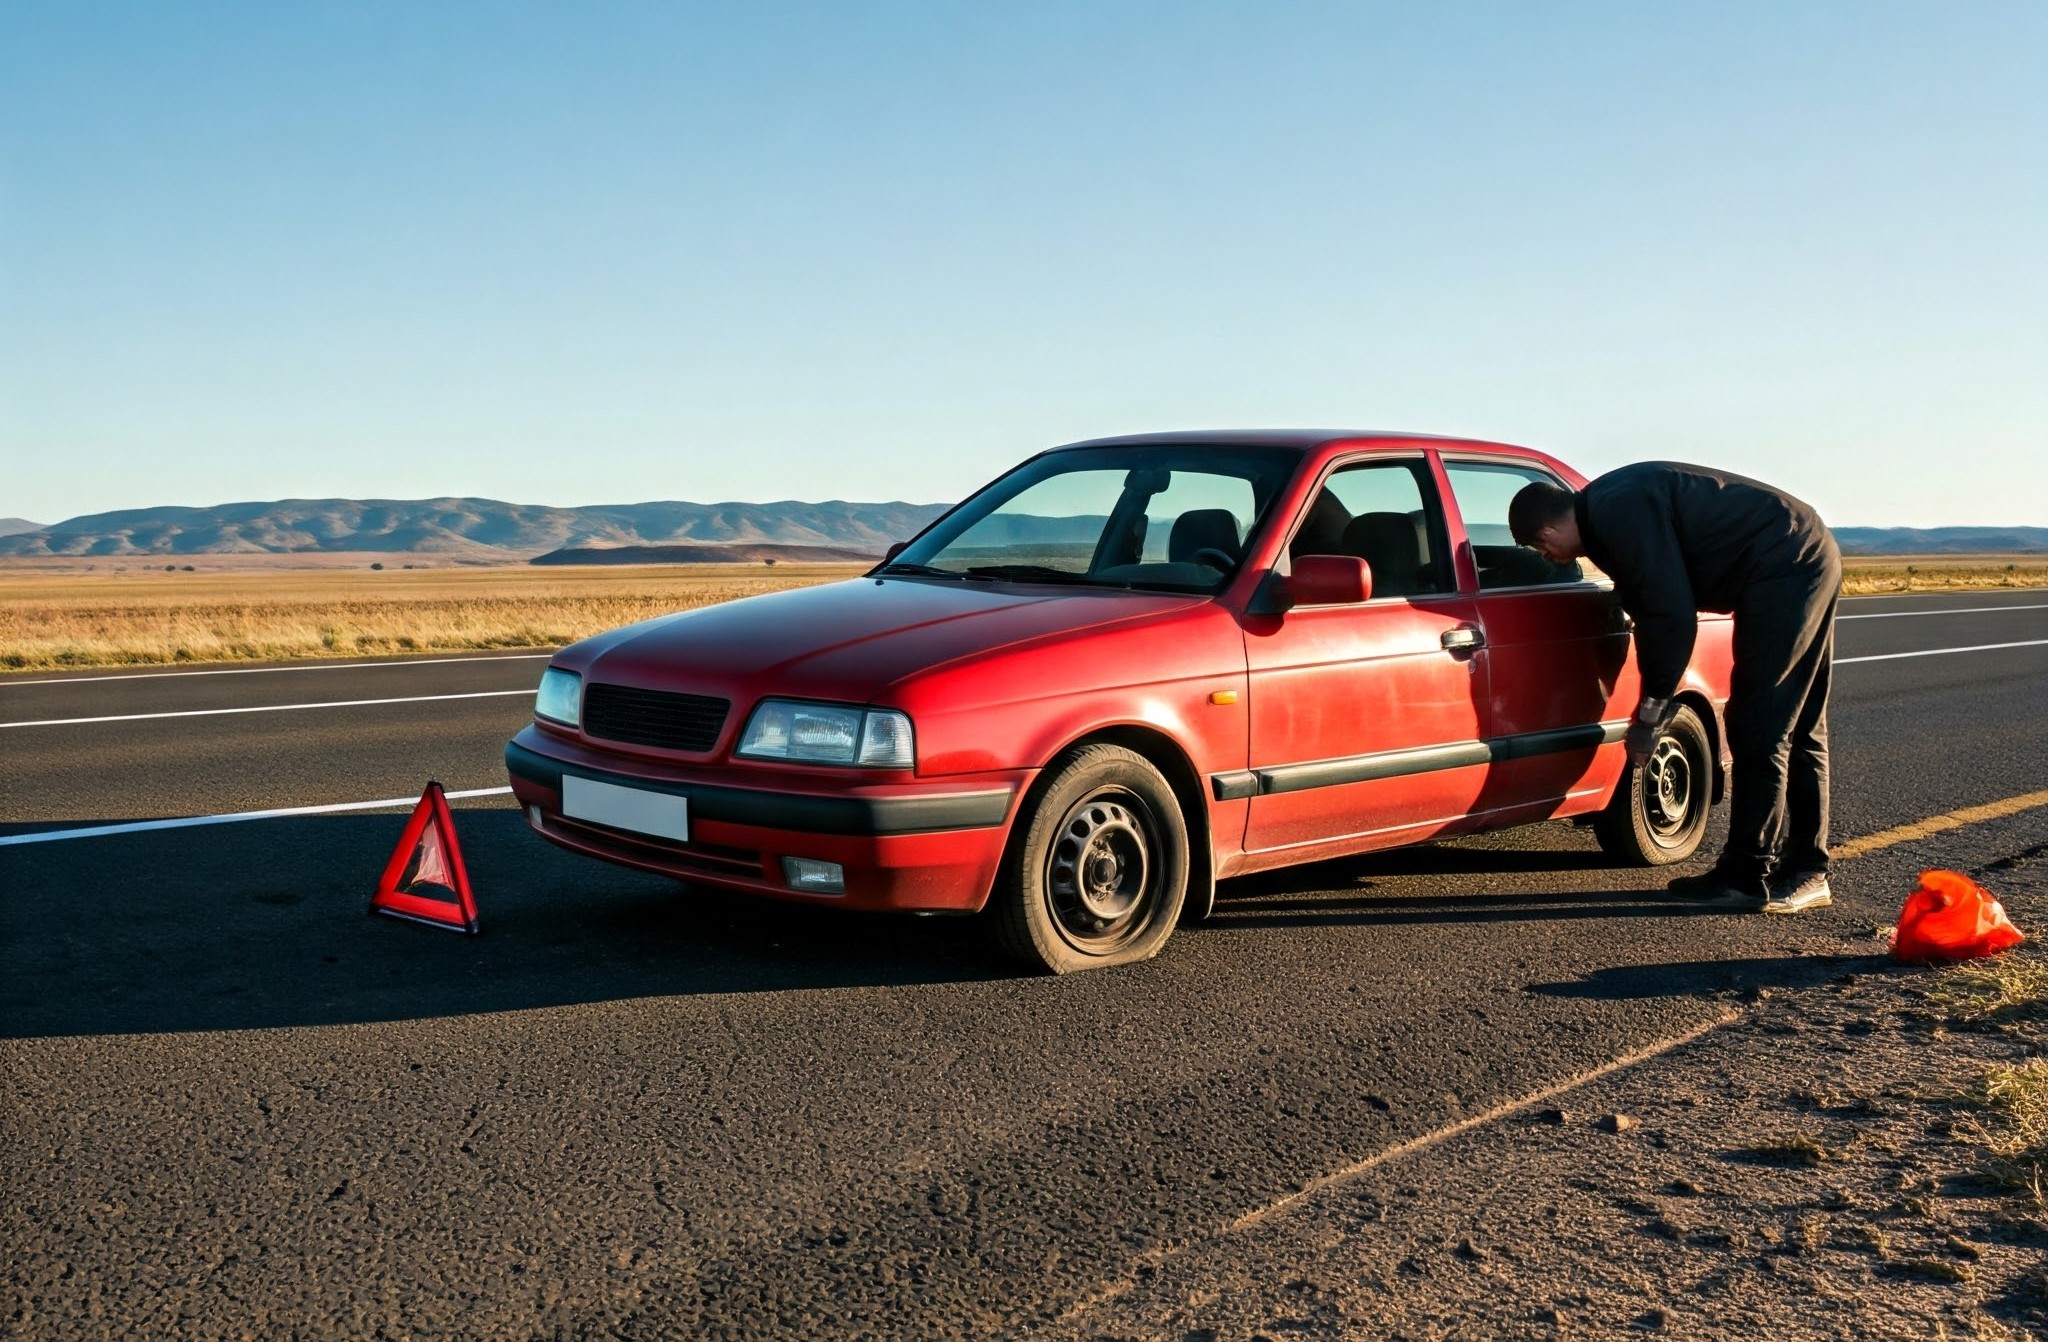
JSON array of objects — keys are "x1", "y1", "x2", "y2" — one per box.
[{"x1": 1528, "y1": 954, "x2": 1884, "y2": 1000}]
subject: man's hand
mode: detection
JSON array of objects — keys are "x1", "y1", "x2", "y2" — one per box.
[{"x1": 1624, "y1": 696, "x2": 1671, "y2": 768}]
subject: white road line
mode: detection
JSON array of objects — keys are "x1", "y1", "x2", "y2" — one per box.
[
  {"x1": 1838, "y1": 603, "x2": 2048, "y2": 621},
  {"x1": 8, "y1": 638, "x2": 2045, "y2": 728},
  {"x1": 1838, "y1": 638, "x2": 2048, "y2": 665},
  {"x1": 2, "y1": 653, "x2": 554, "y2": 687},
  {"x1": 0, "y1": 788, "x2": 516, "y2": 847},
  {"x1": 0, "y1": 596, "x2": 2030, "y2": 687},
  {"x1": 0, "y1": 689, "x2": 535, "y2": 729},
  {"x1": 4, "y1": 639, "x2": 2042, "y2": 847}
]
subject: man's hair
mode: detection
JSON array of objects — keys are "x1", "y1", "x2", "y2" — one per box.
[{"x1": 1508, "y1": 481, "x2": 1576, "y2": 545}]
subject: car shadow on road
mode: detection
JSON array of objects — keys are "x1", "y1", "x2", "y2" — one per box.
[
  {"x1": 1218, "y1": 840, "x2": 1625, "y2": 900},
  {"x1": 0, "y1": 810, "x2": 1009, "y2": 1039},
  {"x1": 1205, "y1": 887, "x2": 1707, "y2": 930},
  {"x1": 1204, "y1": 831, "x2": 1713, "y2": 928},
  {"x1": 1, "y1": 809, "x2": 1750, "y2": 1039}
]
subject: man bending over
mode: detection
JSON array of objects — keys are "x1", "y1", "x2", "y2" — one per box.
[{"x1": 1509, "y1": 463, "x2": 1841, "y2": 914}]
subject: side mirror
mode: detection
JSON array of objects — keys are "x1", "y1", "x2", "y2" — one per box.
[
  {"x1": 883, "y1": 541, "x2": 908, "y2": 563},
  {"x1": 1288, "y1": 554, "x2": 1373, "y2": 605}
]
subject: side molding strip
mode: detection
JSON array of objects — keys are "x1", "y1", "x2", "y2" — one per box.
[
  {"x1": 1212, "y1": 720, "x2": 1627, "y2": 800},
  {"x1": 1210, "y1": 771, "x2": 1260, "y2": 801}
]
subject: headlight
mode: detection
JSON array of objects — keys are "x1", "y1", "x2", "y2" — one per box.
[
  {"x1": 737, "y1": 699, "x2": 915, "y2": 768},
  {"x1": 535, "y1": 667, "x2": 583, "y2": 726}
]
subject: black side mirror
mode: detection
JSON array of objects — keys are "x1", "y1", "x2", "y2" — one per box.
[
  {"x1": 1246, "y1": 568, "x2": 1294, "y2": 617},
  {"x1": 883, "y1": 541, "x2": 908, "y2": 563}
]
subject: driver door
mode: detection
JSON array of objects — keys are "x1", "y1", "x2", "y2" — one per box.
[{"x1": 1240, "y1": 455, "x2": 1491, "y2": 857}]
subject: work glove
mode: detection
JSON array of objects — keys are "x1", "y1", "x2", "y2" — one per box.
[{"x1": 1624, "y1": 697, "x2": 1671, "y2": 768}]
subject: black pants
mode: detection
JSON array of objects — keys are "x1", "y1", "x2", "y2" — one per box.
[{"x1": 1720, "y1": 542, "x2": 1842, "y2": 880}]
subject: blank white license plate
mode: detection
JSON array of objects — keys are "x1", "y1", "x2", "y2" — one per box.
[{"x1": 562, "y1": 776, "x2": 689, "y2": 842}]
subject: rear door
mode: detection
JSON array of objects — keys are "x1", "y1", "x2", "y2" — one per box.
[
  {"x1": 1438, "y1": 455, "x2": 1638, "y2": 815},
  {"x1": 1240, "y1": 454, "x2": 1491, "y2": 856}
]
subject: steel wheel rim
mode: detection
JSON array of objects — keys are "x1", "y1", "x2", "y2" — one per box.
[
  {"x1": 1044, "y1": 788, "x2": 1157, "y2": 953},
  {"x1": 1643, "y1": 736, "x2": 1697, "y2": 842}
]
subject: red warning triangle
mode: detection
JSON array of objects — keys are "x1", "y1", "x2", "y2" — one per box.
[{"x1": 371, "y1": 781, "x2": 479, "y2": 934}]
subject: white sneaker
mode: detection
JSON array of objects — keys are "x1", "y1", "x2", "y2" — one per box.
[{"x1": 1765, "y1": 871, "x2": 1833, "y2": 915}]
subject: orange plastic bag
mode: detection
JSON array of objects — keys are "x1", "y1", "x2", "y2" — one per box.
[{"x1": 1892, "y1": 869, "x2": 2024, "y2": 962}]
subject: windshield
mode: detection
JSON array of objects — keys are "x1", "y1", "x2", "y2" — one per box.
[{"x1": 880, "y1": 445, "x2": 1301, "y2": 593}]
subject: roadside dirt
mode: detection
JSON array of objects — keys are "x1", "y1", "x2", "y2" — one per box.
[{"x1": 1058, "y1": 853, "x2": 2048, "y2": 1341}]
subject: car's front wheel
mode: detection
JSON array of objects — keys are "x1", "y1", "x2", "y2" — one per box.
[
  {"x1": 1595, "y1": 703, "x2": 1713, "y2": 865},
  {"x1": 990, "y1": 744, "x2": 1189, "y2": 973}
]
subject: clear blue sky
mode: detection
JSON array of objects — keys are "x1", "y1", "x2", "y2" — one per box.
[{"x1": 3, "y1": 1, "x2": 2042, "y2": 527}]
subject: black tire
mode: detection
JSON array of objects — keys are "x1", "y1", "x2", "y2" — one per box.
[
  {"x1": 990, "y1": 744, "x2": 1189, "y2": 973},
  {"x1": 1595, "y1": 703, "x2": 1713, "y2": 865}
]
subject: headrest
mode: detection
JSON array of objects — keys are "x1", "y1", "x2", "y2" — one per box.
[
  {"x1": 1290, "y1": 489, "x2": 1352, "y2": 559},
  {"x1": 1342, "y1": 511, "x2": 1424, "y2": 594},
  {"x1": 1343, "y1": 511, "x2": 1421, "y2": 564},
  {"x1": 1168, "y1": 509, "x2": 1241, "y2": 562}
]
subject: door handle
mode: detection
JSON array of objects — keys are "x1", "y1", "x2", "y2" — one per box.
[{"x1": 1441, "y1": 626, "x2": 1486, "y2": 652}]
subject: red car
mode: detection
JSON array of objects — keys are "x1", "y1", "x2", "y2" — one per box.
[{"x1": 506, "y1": 432, "x2": 1734, "y2": 972}]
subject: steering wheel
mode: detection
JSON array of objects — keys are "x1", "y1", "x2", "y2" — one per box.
[{"x1": 1188, "y1": 547, "x2": 1237, "y2": 574}]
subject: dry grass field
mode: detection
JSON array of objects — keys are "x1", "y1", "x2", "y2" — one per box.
[
  {"x1": 1837, "y1": 554, "x2": 2048, "y2": 596},
  {"x1": 0, "y1": 562, "x2": 863, "y2": 673},
  {"x1": 2, "y1": 554, "x2": 2043, "y2": 673}
]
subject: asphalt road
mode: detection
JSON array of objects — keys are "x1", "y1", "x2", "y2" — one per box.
[{"x1": 3, "y1": 591, "x2": 2046, "y2": 1339}]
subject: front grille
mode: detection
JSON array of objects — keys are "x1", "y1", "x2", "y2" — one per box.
[{"x1": 582, "y1": 683, "x2": 731, "y2": 753}]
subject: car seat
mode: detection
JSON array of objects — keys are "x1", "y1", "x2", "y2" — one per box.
[
  {"x1": 1289, "y1": 490, "x2": 1352, "y2": 560},
  {"x1": 1341, "y1": 511, "x2": 1428, "y2": 597},
  {"x1": 1472, "y1": 544, "x2": 1584, "y2": 588},
  {"x1": 1169, "y1": 509, "x2": 1242, "y2": 565}
]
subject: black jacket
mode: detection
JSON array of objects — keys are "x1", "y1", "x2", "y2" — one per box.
[{"x1": 1575, "y1": 462, "x2": 1836, "y2": 699}]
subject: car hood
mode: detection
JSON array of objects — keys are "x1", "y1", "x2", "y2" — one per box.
[{"x1": 564, "y1": 576, "x2": 1203, "y2": 703}]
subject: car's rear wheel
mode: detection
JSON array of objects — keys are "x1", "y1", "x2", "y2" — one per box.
[
  {"x1": 991, "y1": 744, "x2": 1188, "y2": 973},
  {"x1": 1596, "y1": 703, "x2": 1712, "y2": 865}
]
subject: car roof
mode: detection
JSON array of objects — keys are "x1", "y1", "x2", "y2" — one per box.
[{"x1": 1048, "y1": 428, "x2": 1531, "y2": 454}]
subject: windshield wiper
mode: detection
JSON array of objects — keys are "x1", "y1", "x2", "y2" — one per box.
[
  {"x1": 874, "y1": 561, "x2": 974, "y2": 580},
  {"x1": 961, "y1": 564, "x2": 1100, "y2": 585}
]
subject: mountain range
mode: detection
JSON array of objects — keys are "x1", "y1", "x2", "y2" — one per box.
[
  {"x1": 0, "y1": 498, "x2": 951, "y2": 558},
  {"x1": 1, "y1": 499, "x2": 2041, "y2": 559},
  {"x1": 1830, "y1": 527, "x2": 2048, "y2": 556}
]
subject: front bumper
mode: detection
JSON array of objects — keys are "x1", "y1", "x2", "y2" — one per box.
[{"x1": 505, "y1": 732, "x2": 1026, "y2": 913}]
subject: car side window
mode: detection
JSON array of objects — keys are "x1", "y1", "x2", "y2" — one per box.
[
  {"x1": 1442, "y1": 460, "x2": 1593, "y2": 589},
  {"x1": 1288, "y1": 458, "x2": 1453, "y2": 598}
]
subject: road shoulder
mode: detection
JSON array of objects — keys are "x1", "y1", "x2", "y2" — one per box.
[{"x1": 1057, "y1": 854, "x2": 2048, "y2": 1342}]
